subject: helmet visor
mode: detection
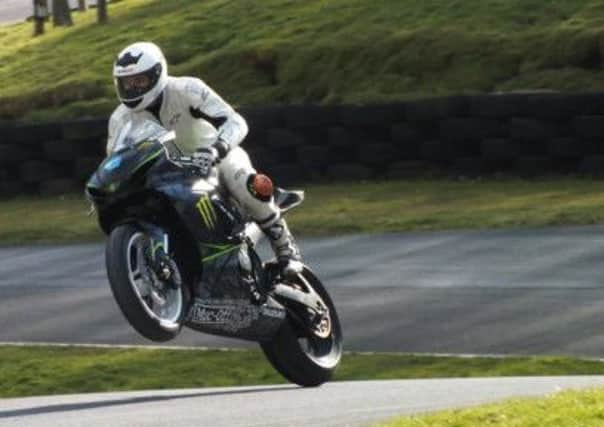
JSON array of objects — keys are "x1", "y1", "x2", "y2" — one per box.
[{"x1": 115, "y1": 63, "x2": 162, "y2": 101}]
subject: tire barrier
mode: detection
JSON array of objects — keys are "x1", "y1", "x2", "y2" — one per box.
[
  {"x1": 3, "y1": 92, "x2": 604, "y2": 196},
  {"x1": 549, "y1": 138, "x2": 582, "y2": 159},
  {"x1": 481, "y1": 138, "x2": 516, "y2": 164}
]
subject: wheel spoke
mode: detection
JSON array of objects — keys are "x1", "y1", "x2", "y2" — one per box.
[
  {"x1": 131, "y1": 271, "x2": 143, "y2": 284},
  {"x1": 282, "y1": 271, "x2": 341, "y2": 367},
  {"x1": 130, "y1": 268, "x2": 152, "y2": 297},
  {"x1": 125, "y1": 231, "x2": 183, "y2": 326}
]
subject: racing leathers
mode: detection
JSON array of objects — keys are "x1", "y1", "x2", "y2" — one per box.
[{"x1": 106, "y1": 76, "x2": 302, "y2": 274}]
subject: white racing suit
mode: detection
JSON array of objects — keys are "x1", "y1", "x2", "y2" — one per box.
[{"x1": 107, "y1": 76, "x2": 301, "y2": 269}]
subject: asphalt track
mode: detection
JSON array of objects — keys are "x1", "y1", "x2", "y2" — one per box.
[
  {"x1": 0, "y1": 0, "x2": 31, "y2": 25},
  {"x1": 2, "y1": 376, "x2": 604, "y2": 426},
  {"x1": 0, "y1": 0, "x2": 104, "y2": 25},
  {"x1": 2, "y1": 226, "x2": 604, "y2": 356}
]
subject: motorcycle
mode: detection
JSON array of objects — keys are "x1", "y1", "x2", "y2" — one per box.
[{"x1": 85, "y1": 119, "x2": 342, "y2": 387}]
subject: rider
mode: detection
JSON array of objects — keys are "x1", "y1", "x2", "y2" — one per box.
[{"x1": 107, "y1": 41, "x2": 303, "y2": 277}]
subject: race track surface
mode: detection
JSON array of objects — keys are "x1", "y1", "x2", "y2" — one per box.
[
  {"x1": 0, "y1": 0, "x2": 30, "y2": 24},
  {"x1": 2, "y1": 376, "x2": 604, "y2": 427},
  {"x1": 0, "y1": 0, "x2": 103, "y2": 25},
  {"x1": 2, "y1": 226, "x2": 604, "y2": 356}
]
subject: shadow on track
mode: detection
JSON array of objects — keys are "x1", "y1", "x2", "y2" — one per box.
[{"x1": 0, "y1": 385, "x2": 298, "y2": 418}]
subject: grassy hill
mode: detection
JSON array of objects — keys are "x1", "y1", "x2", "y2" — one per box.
[{"x1": 3, "y1": 0, "x2": 604, "y2": 121}]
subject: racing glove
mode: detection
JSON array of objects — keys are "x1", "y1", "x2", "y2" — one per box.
[
  {"x1": 191, "y1": 147, "x2": 217, "y2": 178},
  {"x1": 191, "y1": 139, "x2": 230, "y2": 177}
]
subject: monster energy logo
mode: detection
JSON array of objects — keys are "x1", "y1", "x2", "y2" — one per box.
[{"x1": 196, "y1": 195, "x2": 217, "y2": 229}]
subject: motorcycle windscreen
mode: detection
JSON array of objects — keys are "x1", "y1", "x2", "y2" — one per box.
[
  {"x1": 108, "y1": 119, "x2": 169, "y2": 154},
  {"x1": 87, "y1": 141, "x2": 164, "y2": 195}
]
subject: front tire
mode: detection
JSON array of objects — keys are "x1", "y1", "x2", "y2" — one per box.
[
  {"x1": 261, "y1": 267, "x2": 343, "y2": 387},
  {"x1": 106, "y1": 224, "x2": 187, "y2": 342}
]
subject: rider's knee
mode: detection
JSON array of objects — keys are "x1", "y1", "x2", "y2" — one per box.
[{"x1": 246, "y1": 173, "x2": 274, "y2": 202}]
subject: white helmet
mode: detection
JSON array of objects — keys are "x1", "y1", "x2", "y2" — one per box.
[{"x1": 113, "y1": 42, "x2": 168, "y2": 111}]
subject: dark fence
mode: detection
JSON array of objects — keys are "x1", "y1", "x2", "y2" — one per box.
[{"x1": 2, "y1": 92, "x2": 604, "y2": 196}]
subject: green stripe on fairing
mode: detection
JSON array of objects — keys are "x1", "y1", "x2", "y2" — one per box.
[
  {"x1": 201, "y1": 245, "x2": 240, "y2": 263},
  {"x1": 133, "y1": 148, "x2": 163, "y2": 173},
  {"x1": 201, "y1": 243, "x2": 236, "y2": 250}
]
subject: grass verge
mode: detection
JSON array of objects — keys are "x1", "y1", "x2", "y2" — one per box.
[
  {"x1": 3, "y1": 345, "x2": 604, "y2": 398},
  {"x1": 4, "y1": 0, "x2": 604, "y2": 120},
  {"x1": 376, "y1": 387, "x2": 604, "y2": 427},
  {"x1": 2, "y1": 179, "x2": 604, "y2": 245}
]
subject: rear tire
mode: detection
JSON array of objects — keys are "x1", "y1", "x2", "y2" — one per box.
[
  {"x1": 261, "y1": 266, "x2": 343, "y2": 387},
  {"x1": 106, "y1": 224, "x2": 188, "y2": 342}
]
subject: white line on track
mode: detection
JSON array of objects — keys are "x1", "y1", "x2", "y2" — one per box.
[{"x1": 3, "y1": 341, "x2": 604, "y2": 362}]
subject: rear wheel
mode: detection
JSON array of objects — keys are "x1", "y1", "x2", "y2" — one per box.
[
  {"x1": 106, "y1": 224, "x2": 188, "y2": 342},
  {"x1": 261, "y1": 266, "x2": 343, "y2": 387}
]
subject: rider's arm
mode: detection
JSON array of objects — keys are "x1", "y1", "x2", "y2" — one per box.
[{"x1": 184, "y1": 78, "x2": 248, "y2": 158}]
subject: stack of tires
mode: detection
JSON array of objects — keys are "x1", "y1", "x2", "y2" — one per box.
[
  {"x1": 0, "y1": 119, "x2": 106, "y2": 197},
  {"x1": 4, "y1": 92, "x2": 604, "y2": 196}
]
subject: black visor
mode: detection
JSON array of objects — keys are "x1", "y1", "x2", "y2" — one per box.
[{"x1": 115, "y1": 63, "x2": 162, "y2": 101}]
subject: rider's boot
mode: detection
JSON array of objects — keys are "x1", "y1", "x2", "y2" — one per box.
[{"x1": 262, "y1": 217, "x2": 304, "y2": 277}]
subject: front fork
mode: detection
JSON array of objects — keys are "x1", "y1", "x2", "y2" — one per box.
[{"x1": 138, "y1": 222, "x2": 180, "y2": 289}]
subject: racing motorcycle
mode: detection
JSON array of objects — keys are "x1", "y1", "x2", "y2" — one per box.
[{"x1": 85, "y1": 120, "x2": 342, "y2": 387}]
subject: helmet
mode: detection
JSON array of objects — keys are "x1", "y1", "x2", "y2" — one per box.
[{"x1": 113, "y1": 42, "x2": 168, "y2": 111}]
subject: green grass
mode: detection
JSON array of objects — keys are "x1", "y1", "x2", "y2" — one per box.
[
  {"x1": 377, "y1": 387, "x2": 604, "y2": 427},
  {"x1": 3, "y1": 345, "x2": 604, "y2": 398},
  {"x1": 4, "y1": 0, "x2": 604, "y2": 121},
  {"x1": 292, "y1": 179, "x2": 604, "y2": 235},
  {"x1": 2, "y1": 179, "x2": 604, "y2": 245}
]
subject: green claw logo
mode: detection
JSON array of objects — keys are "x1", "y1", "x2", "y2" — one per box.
[{"x1": 196, "y1": 195, "x2": 217, "y2": 229}]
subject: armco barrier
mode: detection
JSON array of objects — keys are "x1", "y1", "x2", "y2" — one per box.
[{"x1": 2, "y1": 92, "x2": 604, "y2": 196}]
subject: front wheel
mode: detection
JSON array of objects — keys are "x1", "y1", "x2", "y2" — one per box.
[
  {"x1": 260, "y1": 266, "x2": 343, "y2": 387},
  {"x1": 106, "y1": 224, "x2": 188, "y2": 342}
]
